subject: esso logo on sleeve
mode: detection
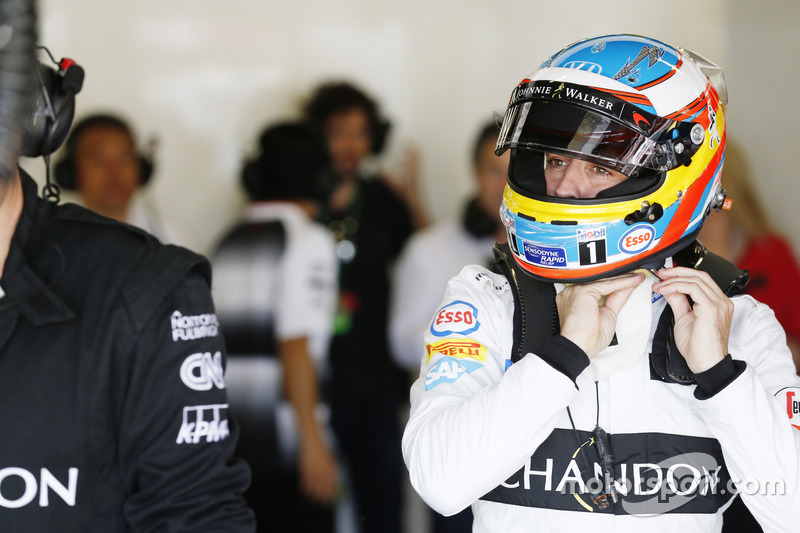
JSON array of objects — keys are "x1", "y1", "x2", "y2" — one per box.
[
  {"x1": 619, "y1": 225, "x2": 655, "y2": 254},
  {"x1": 430, "y1": 300, "x2": 481, "y2": 337}
]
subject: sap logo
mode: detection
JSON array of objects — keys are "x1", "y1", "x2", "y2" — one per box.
[
  {"x1": 426, "y1": 339, "x2": 487, "y2": 363},
  {"x1": 431, "y1": 301, "x2": 480, "y2": 337},
  {"x1": 180, "y1": 352, "x2": 225, "y2": 391},
  {"x1": 425, "y1": 357, "x2": 483, "y2": 390},
  {"x1": 562, "y1": 61, "x2": 602, "y2": 74},
  {"x1": 176, "y1": 404, "x2": 231, "y2": 444},
  {"x1": 779, "y1": 388, "x2": 800, "y2": 431},
  {"x1": 171, "y1": 310, "x2": 219, "y2": 342},
  {"x1": 619, "y1": 225, "x2": 655, "y2": 254},
  {"x1": 0, "y1": 467, "x2": 78, "y2": 508}
]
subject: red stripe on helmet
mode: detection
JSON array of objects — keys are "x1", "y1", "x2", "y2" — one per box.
[
  {"x1": 655, "y1": 132, "x2": 725, "y2": 249},
  {"x1": 634, "y1": 56, "x2": 683, "y2": 91},
  {"x1": 665, "y1": 86, "x2": 713, "y2": 122}
]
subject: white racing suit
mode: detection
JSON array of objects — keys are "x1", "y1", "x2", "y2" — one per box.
[{"x1": 402, "y1": 264, "x2": 800, "y2": 532}]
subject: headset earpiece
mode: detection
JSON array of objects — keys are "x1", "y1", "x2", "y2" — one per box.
[
  {"x1": 139, "y1": 155, "x2": 154, "y2": 186},
  {"x1": 21, "y1": 56, "x2": 84, "y2": 158},
  {"x1": 371, "y1": 118, "x2": 391, "y2": 154}
]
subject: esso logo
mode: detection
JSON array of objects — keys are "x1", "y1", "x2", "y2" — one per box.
[
  {"x1": 619, "y1": 225, "x2": 655, "y2": 254},
  {"x1": 430, "y1": 301, "x2": 481, "y2": 337}
]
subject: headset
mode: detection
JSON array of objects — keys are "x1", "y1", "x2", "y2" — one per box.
[
  {"x1": 21, "y1": 49, "x2": 83, "y2": 159},
  {"x1": 0, "y1": 45, "x2": 79, "y2": 310},
  {"x1": 53, "y1": 114, "x2": 155, "y2": 191},
  {"x1": 18, "y1": 47, "x2": 84, "y2": 203}
]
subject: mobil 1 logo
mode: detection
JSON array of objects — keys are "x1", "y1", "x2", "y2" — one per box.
[{"x1": 577, "y1": 228, "x2": 607, "y2": 266}]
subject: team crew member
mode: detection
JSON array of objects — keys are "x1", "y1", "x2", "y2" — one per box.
[
  {"x1": 0, "y1": 56, "x2": 254, "y2": 530},
  {"x1": 305, "y1": 82, "x2": 415, "y2": 533},
  {"x1": 402, "y1": 34, "x2": 800, "y2": 532},
  {"x1": 212, "y1": 121, "x2": 340, "y2": 532},
  {"x1": 390, "y1": 121, "x2": 509, "y2": 373},
  {"x1": 53, "y1": 113, "x2": 190, "y2": 247}
]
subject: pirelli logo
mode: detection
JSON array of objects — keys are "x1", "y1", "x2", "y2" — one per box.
[{"x1": 426, "y1": 338, "x2": 487, "y2": 363}]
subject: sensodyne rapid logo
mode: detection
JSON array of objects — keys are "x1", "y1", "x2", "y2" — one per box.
[
  {"x1": 522, "y1": 241, "x2": 567, "y2": 267},
  {"x1": 171, "y1": 310, "x2": 219, "y2": 342}
]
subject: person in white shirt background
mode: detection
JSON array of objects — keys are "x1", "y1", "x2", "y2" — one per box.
[{"x1": 390, "y1": 120, "x2": 509, "y2": 372}]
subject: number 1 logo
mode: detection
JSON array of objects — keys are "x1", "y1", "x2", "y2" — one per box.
[{"x1": 578, "y1": 239, "x2": 607, "y2": 265}]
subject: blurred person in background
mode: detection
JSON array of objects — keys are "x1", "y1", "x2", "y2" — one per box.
[
  {"x1": 211, "y1": 121, "x2": 340, "y2": 532},
  {"x1": 54, "y1": 113, "x2": 191, "y2": 247},
  {"x1": 389, "y1": 120, "x2": 509, "y2": 532},
  {"x1": 305, "y1": 81, "x2": 422, "y2": 533},
  {"x1": 390, "y1": 120, "x2": 508, "y2": 370},
  {"x1": 700, "y1": 140, "x2": 800, "y2": 376}
]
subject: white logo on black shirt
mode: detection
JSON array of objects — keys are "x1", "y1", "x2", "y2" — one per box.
[
  {"x1": 176, "y1": 404, "x2": 230, "y2": 444},
  {"x1": 171, "y1": 310, "x2": 219, "y2": 342},
  {"x1": 180, "y1": 352, "x2": 226, "y2": 391}
]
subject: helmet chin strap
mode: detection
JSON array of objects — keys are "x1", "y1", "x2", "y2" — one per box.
[{"x1": 570, "y1": 270, "x2": 657, "y2": 380}]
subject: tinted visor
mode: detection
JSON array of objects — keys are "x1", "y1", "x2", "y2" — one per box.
[{"x1": 497, "y1": 99, "x2": 694, "y2": 176}]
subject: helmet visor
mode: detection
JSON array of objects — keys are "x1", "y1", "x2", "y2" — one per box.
[{"x1": 496, "y1": 98, "x2": 694, "y2": 176}]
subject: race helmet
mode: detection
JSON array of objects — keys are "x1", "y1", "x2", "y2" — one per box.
[{"x1": 496, "y1": 34, "x2": 728, "y2": 282}]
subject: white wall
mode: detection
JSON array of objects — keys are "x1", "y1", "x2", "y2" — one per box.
[
  {"x1": 24, "y1": 0, "x2": 750, "y2": 255},
  {"x1": 726, "y1": 0, "x2": 800, "y2": 253}
]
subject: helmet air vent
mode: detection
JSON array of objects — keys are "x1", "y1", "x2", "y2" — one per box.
[{"x1": 624, "y1": 201, "x2": 664, "y2": 225}]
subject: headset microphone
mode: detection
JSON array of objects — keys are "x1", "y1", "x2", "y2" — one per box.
[
  {"x1": 592, "y1": 425, "x2": 619, "y2": 507},
  {"x1": 56, "y1": 57, "x2": 85, "y2": 94}
]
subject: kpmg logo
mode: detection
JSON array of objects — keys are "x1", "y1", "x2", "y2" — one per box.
[
  {"x1": 180, "y1": 352, "x2": 225, "y2": 391},
  {"x1": 563, "y1": 61, "x2": 602, "y2": 74},
  {"x1": 176, "y1": 404, "x2": 231, "y2": 444}
]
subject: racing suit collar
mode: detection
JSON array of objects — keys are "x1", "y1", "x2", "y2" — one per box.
[{"x1": 0, "y1": 169, "x2": 74, "y2": 326}]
